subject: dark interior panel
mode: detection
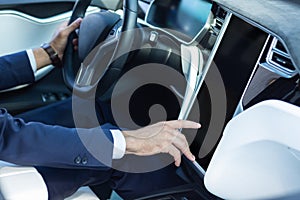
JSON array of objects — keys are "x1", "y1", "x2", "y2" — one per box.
[
  {"x1": 245, "y1": 75, "x2": 299, "y2": 109},
  {"x1": 0, "y1": 68, "x2": 71, "y2": 116},
  {"x1": 0, "y1": 2, "x2": 75, "y2": 18},
  {"x1": 242, "y1": 37, "x2": 300, "y2": 109}
]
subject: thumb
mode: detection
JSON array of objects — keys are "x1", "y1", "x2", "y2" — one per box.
[{"x1": 65, "y1": 18, "x2": 82, "y2": 35}]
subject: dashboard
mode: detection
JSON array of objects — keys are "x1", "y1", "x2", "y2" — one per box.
[{"x1": 145, "y1": 0, "x2": 212, "y2": 42}]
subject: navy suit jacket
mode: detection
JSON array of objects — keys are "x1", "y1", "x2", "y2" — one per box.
[{"x1": 0, "y1": 51, "x2": 115, "y2": 169}]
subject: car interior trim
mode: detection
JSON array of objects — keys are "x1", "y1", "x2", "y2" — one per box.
[
  {"x1": 0, "y1": 6, "x2": 100, "y2": 92},
  {"x1": 0, "y1": 6, "x2": 99, "y2": 24},
  {"x1": 220, "y1": 7, "x2": 298, "y2": 79},
  {"x1": 193, "y1": 12, "x2": 232, "y2": 112},
  {"x1": 142, "y1": 0, "x2": 213, "y2": 45},
  {"x1": 261, "y1": 37, "x2": 297, "y2": 78},
  {"x1": 174, "y1": 10, "x2": 232, "y2": 128},
  {"x1": 184, "y1": 12, "x2": 232, "y2": 174},
  {"x1": 178, "y1": 44, "x2": 204, "y2": 121},
  {"x1": 214, "y1": 0, "x2": 300, "y2": 72},
  {"x1": 233, "y1": 35, "x2": 272, "y2": 117}
]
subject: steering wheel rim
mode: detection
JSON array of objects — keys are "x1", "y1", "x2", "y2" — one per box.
[{"x1": 63, "y1": 0, "x2": 138, "y2": 99}]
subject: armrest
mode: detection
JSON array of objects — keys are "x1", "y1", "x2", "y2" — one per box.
[
  {"x1": 0, "y1": 166, "x2": 48, "y2": 200},
  {"x1": 0, "y1": 162, "x2": 100, "y2": 200}
]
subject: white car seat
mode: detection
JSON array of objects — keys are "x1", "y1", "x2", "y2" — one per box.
[
  {"x1": 0, "y1": 161, "x2": 99, "y2": 200},
  {"x1": 205, "y1": 100, "x2": 300, "y2": 199}
]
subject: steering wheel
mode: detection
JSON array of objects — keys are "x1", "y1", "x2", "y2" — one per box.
[{"x1": 63, "y1": 0, "x2": 138, "y2": 99}]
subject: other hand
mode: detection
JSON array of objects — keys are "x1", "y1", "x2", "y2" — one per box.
[{"x1": 123, "y1": 120, "x2": 201, "y2": 167}]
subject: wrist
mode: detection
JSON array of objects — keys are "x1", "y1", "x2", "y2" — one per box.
[
  {"x1": 40, "y1": 43, "x2": 62, "y2": 68},
  {"x1": 123, "y1": 131, "x2": 142, "y2": 155},
  {"x1": 33, "y1": 48, "x2": 52, "y2": 70}
]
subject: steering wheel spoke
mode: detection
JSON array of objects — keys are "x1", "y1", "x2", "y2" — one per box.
[{"x1": 75, "y1": 36, "x2": 119, "y2": 88}]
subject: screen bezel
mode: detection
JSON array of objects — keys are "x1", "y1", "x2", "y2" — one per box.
[{"x1": 144, "y1": 0, "x2": 213, "y2": 45}]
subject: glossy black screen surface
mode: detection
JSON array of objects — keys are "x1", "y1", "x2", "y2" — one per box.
[{"x1": 189, "y1": 15, "x2": 268, "y2": 170}]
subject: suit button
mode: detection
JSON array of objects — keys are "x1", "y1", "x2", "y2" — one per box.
[
  {"x1": 82, "y1": 157, "x2": 88, "y2": 165},
  {"x1": 74, "y1": 156, "x2": 81, "y2": 164},
  {"x1": 14, "y1": 119, "x2": 22, "y2": 128}
]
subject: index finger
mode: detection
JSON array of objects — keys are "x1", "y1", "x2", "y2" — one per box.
[{"x1": 165, "y1": 120, "x2": 201, "y2": 129}]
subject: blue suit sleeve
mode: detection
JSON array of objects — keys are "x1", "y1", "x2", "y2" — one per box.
[
  {"x1": 0, "y1": 108, "x2": 115, "y2": 169},
  {"x1": 0, "y1": 51, "x2": 35, "y2": 90}
]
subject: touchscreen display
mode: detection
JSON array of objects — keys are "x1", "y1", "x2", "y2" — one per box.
[
  {"x1": 189, "y1": 16, "x2": 269, "y2": 170},
  {"x1": 146, "y1": 0, "x2": 212, "y2": 41}
]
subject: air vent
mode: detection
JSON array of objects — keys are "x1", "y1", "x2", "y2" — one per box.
[
  {"x1": 271, "y1": 52, "x2": 294, "y2": 71},
  {"x1": 260, "y1": 37, "x2": 296, "y2": 78},
  {"x1": 211, "y1": 5, "x2": 226, "y2": 34},
  {"x1": 274, "y1": 39, "x2": 287, "y2": 54}
]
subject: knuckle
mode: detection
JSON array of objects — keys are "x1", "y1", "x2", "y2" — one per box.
[
  {"x1": 177, "y1": 120, "x2": 183, "y2": 127},
  {"x1": 178, "y1": 133, "x2": 186, "y2": 142},
  {"x1": 157, "y1": 143, "x2": 163, "y2": 149},
  {"x1": 181, "y1": 146, "x2": 189, "y2": 153},
  {"x1": 57, "y1": 30, "x2": 64, "y2": 36},
  {"x1": 59, "y1": 30, "x2": 68, "y2": 37},
  {"x1": 159, "y1": 121, "x2": 167, "y2": 126},
  {"x1": 163, "y1": 123, "x2": 171, "y2": 130},
  {"x1": 158, "y1": 142, "x2": 168, "y2": 150},
  {"x1": 164, "y1": 141, "x2": 172, "y2": 148},
  {"x1": 174, "y1": 152, "x2": 181, "y2": 162},
  {"x1": 168, "y1": 133, "x2": 177, "y2": 143},
  {"x1": 165, "y1": 136, "x2": 172, "y2": 143},
  {"x1": 175, "y1": 149, "x2": 181, "y2": 157}
]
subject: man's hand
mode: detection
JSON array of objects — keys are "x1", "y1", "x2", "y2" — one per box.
[
  {"x1": 123, "y1": 120, "x2": 201, "y2": 167},
  {"x1": 50, "y1": 18, "x2": 82, "y2": 60},
  {"x1": 34, "y1": 18, "x2": 82, "y2": 70}
]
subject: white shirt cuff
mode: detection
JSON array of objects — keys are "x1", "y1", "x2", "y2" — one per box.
[
  {"x1": 26, "y1": 49, "x2": 37, "y2": 73},
  {"x1": 110, "y1": 130, "x2": 126, "y2": 159}
]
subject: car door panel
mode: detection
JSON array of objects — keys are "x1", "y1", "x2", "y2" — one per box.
[{"x1": 0, "y1": 0, "x2": 116, "y2": 115}]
